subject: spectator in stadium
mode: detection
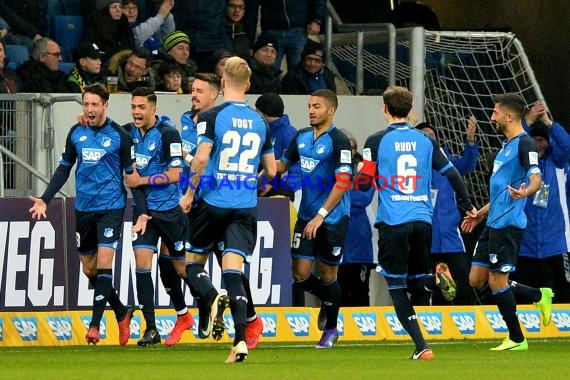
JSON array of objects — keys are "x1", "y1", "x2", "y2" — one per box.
[
  {"x1": 224, "y1": 0, "x2": 250, "y2": 60},
  {"x1": 152, "y1": 30, "x2": 197, "y2": 94},
  {"x1": 84, "y1": 0, "x2": 135, "y2": 64},
  {"x1": 246, "y1": 32, "x2": 281, "y2": 94},
  {"x1": 414, "y1": 117, "x2": 479, "y2": 306},
  {"x1": 244, "y1": 0, "x2": 325, "y2": 71},
  {"x1": 0, "y1": 0, "x2": 48, "y2": 49},
  {"x1": 106, "y1": 47, "x2": 156, "y2": 92},
  {"x1": 360, "y1": 86, "x2": 476, "y2": 359},
  {"x1": 510, "y1": 100, "x2": 570, "y2": 303},
  {"x1": 67, "y1": 41, "x2": 105, "y2": 93},
  {"x1": 123, "y1": 0, "x2": 175, "y2": 55},
  {"x1": 172, "y1": 0, "x2": 227, "y2": 71},
  {"x1": 210, "y1": 48, "x2": 232, "y2": 78},
  {"x1": 16, "y1": 37, "x2": 71, "y2": 92},
  {"x1": 255, "y1": 92, "x2": 304, "y2": 306},
  {"x1": 337, "y1": 129, "x2": 375, "y2": 307},
  {"x1": 0, "y1": 37, "x2": 22, "y2": 92},
  {"x1": 155, "y1": 61, "x2": 183, "y2": 93},
  {"x1": 281, "y1": 38, "x2": 336, "y2": 95},
  {"x1": 462, "y1": 93, "x2": 553, "y2": 351}
]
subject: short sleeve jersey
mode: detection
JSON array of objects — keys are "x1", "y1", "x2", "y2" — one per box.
[
  {"x1": 60, "y1": 118, "x2": 133, "y2": 212},
  {"x1": 126, "y1": 116, "x2": 184, "y2": 211},
  {"x1": 363, "y1": 123, "x2": 453, "y2": 226},
  {"x1": 281, "y1": 125, "x2": 353, "y2": 224},
  {"x1": 488, "y1": 132, "x2": 541, "y2": 229},
  {"x1": 196, "y1": 101, "x2": 274, "y2": 209}
]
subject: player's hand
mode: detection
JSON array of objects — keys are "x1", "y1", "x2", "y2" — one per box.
[
  {"x1": 466, "y1": 116, "x2": 477, "y2": 144},
  {"x1": 461, "y1": 207, "x2": 483, "y2": 233},
  {"x1": 179, "y1": 193, "x2": 193, "y2": 214},
  {"x1": 28, "y1": 196, "x2": 47, "y2": 220},
  {"x1": 124, "y1": 164, "x2": 142, "y2": 188},
  {"x1": 303, "y1": 214, "x2": 324, "y2": 240},
  {"x1": 132, "y1": 214, "x2": 152, "y2": 235},
  {"x1": 76, "y1": 113, "x2": 89, "y2": 125},
  {"x1": 507, "y1": 182, "x2": 528, "y2": 200}
]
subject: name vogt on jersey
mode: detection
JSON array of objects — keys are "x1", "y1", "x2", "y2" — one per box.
[{"x1": 232, "y1": 118, "x2": 253, "y2": 129}]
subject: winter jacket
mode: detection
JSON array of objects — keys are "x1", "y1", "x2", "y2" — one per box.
[
  {"x1": 67, "y1": 66, "x2": 104, "y2": 93},
  {"x1": 0, "y1": 0, "x2": 48, "y2": 38},
  {"x1": 520, "y1": 122, "x2": 570, "y2": 258},
  {"x1": 84, "y1": 9, "x2": 135, "y2": 65},
  {"x1": 246, "y1": 57, "x2": 280, "y2": 94},
  {"x1": 430, "y1": 143, "x2": 478, "y2": 254},
  {"x1": 281, "y1": 64, "x2": 336, "y2": 95},
  {"x1": 264, "y1": 114, "x2": 301, "y2": 200},
  {"x1": 173, "y1": 0, "x2": 227, "y2": 53},
  {"x1": 244, "y1": 0, "x2": 325, "y2": 45},
  {"x1": 0, "y1": 64, "x2": 22, "y2": 93},
  {"x1": 16, "y1": 59, "x2": 71, "y2": 92},
  {"x1": 131, "y1": 13, "x2": 175, "y2": 53},
  {"x1": 225, "y1": 21, "x2": 250, "y2": 59}
]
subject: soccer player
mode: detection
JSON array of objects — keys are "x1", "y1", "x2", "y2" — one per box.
[
  {"x1": 28, "y1": 84, "x2": 135, "y2": 345},
  {"x1": 359, "y1": 86, "x2": 477, "y2": 359},
  {"x1": 179, "y1": 72, "x2": 264, "y2": 349},
  {"x1": 461, "y1": 93, "x2": 553, "y2": 351},
  {"x1": 179, "y1": 56, "x2": 276, "y2": 363},
  {"x1": 122, "y1": 87, "x2": 190, "y2": 346},
  {"x1": 276, "y1": 89, "x2": 352, "y2": 349}
]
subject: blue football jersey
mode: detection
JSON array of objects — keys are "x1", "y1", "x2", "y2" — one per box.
[
  {"x1": 60, "y1": 118, "x2": 133, "y2": 212},
  {"x1": 488, "y1": 132, "x2": 541, "y2": 229},
  {"x1": 281, "y1": 125, "x2": 352, "y2": 224},
  {"x1": 196, "y1": 101, "x2": 274, "y2": 209},
  {"x1": 126, "y1": 115, "x2": 184, "y2": 211},
  {"x1": 363, "y1": 123, "x2": 453, "y2": 226}
]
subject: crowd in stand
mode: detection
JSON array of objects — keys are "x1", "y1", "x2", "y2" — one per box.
[{"x1": 0, "y1": 0, "x2": 337, "y2": 95}]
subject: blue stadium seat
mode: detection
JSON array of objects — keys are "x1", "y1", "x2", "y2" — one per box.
[
  {"x1": 61, "y1": 0, "x2": 82, "y2": 15},
  {"x1": 50, "y1": 15, "x2": 84, "y2": 62},
  {"x1": 5, "y1": 45, "x2": 30, "y2": 70},
  {"x1": 59, "y1": 62, "x2": 75, "y2": 75}
]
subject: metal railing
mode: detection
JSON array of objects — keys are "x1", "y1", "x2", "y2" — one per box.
[
  {"x1": 0, "y1": 94, "x2": 80, "y2": 197},
  {"x1": 324, "y1": 1, "x2": 396, "y2": 95}
]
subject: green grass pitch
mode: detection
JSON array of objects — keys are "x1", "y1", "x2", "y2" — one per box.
[{"x1": 1, "y1": 340, "x2": 569, "y2": 379}]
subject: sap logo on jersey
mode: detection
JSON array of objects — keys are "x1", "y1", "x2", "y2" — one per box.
[
  {"x1": 80, "y1": 316, "x2": 107, "y2": 339},
  {"x1": 285, "y1": 312, "x2": 310, "y2": 336},
  {"x1": 130, "y1": 315, "x2": 142, "y2": 339},
  {"x1": 12, "y1": 317, "x2": 38, "y2": 341},
  {"x1": 385, "y1": 312, "x2": 407, "y2": 335},
  {"x1": 46, "y1": 316, "x2": 72, "y2": 340},
  {"x1": 418, "y1": 312, "x2": 443, "y2": 335},
  {"x1": 300, "y1": 156, "x2": 319, "y2": 173},
  {"x1": 450, "y1": 312, "x2": 476, "y2": 334},
  {"x1": 82, "y1": 148, "x2": 106, "y2": 164},
  {"x1": 353, "y1": 313, "x2": 377, "y2": 336},
  {"x1": 135, "y1": 153, "x2": 151, "y2": 169},
  {"x1": 518, "y1": 310, "x2": 541, "y2": 332},
  {"x1": 260, "y1": 313, "x2": 276, "y2": 337},
  {"x1": 156, "y1": 316, "x2": 176, "y2": 339},
  {"x1": 484, "y1": 311, "x2": 508, "y2": 333},
  {"x1": 224, "y1": 314, "x2": 235, "y2": 338},
  {"x1": 552, "y1": 310, "x2": 570, "y2": 331}
]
